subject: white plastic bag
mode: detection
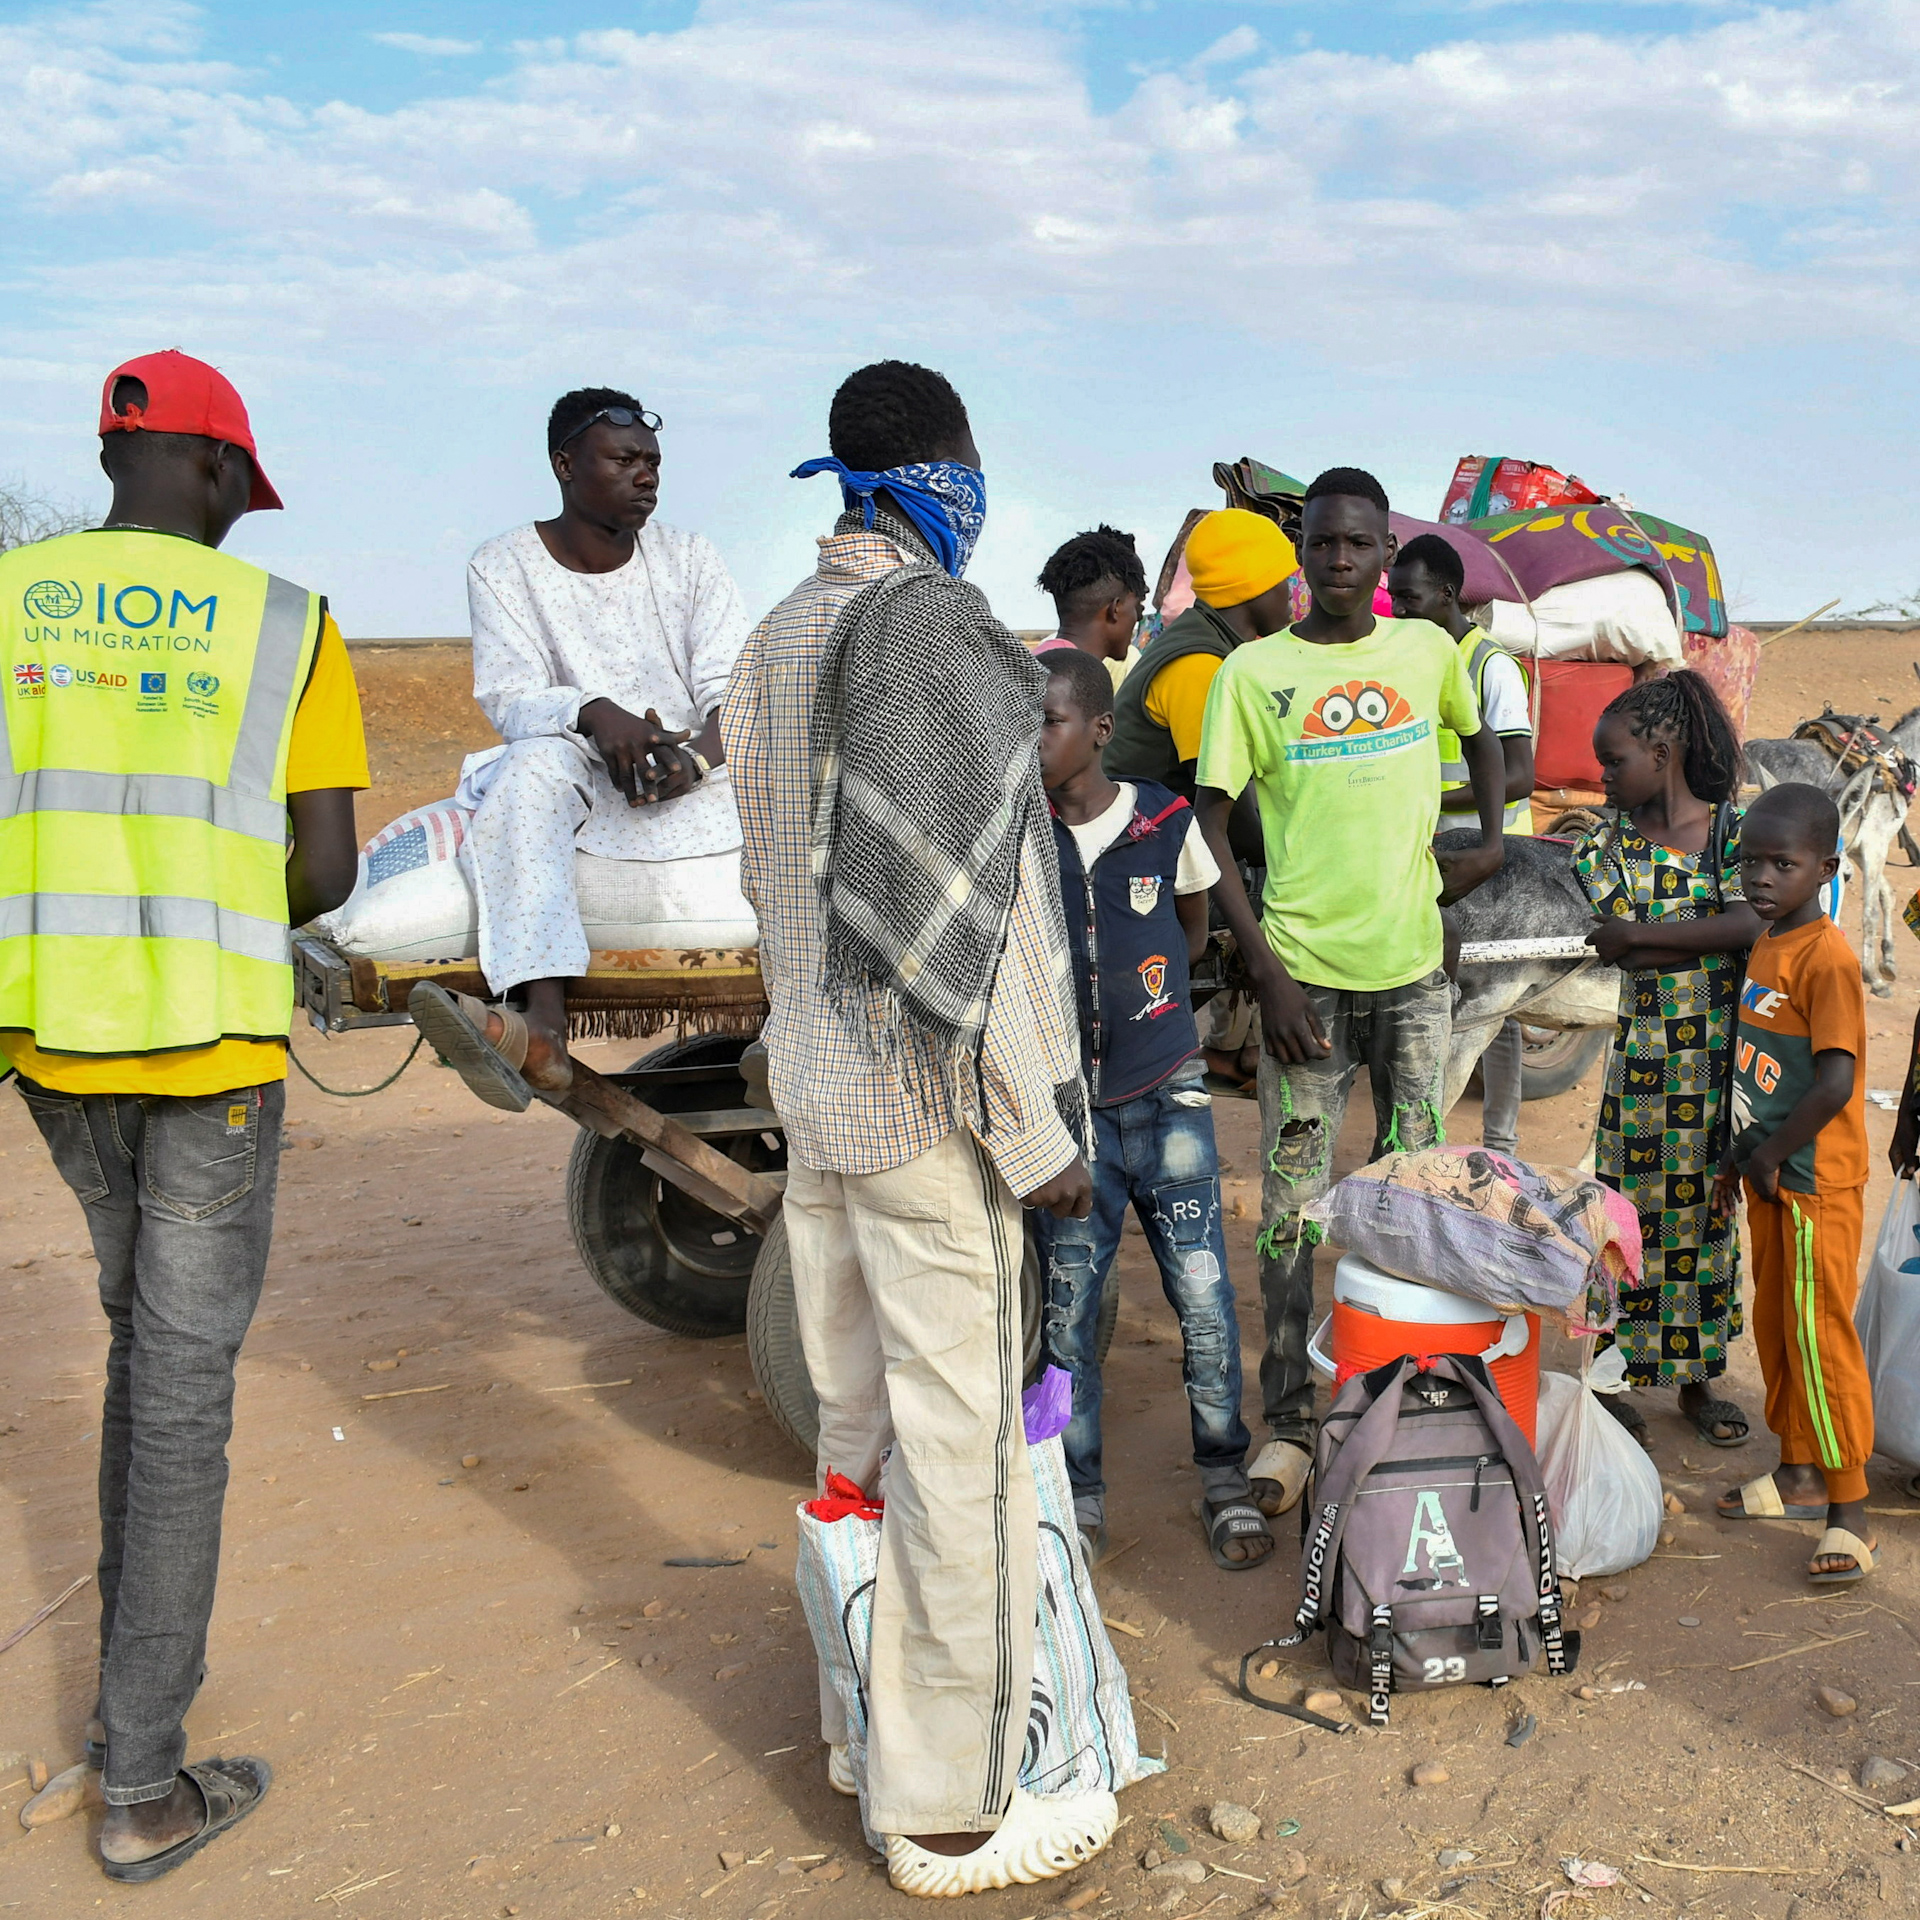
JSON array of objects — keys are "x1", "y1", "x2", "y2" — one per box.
[
  {"x1": 1535, "y1": 1370, "x2": 1663, "y2": 1579},
  {"x1": 1858, "y1": 1179, "x2": 1920, "y2": 1468},
  {"x1": 793, "y1": 1432, "x2": 1163, "y2": 1848},
  {"x1": 1478, "y1": 571, "x2": 1684, "y2": 668}
]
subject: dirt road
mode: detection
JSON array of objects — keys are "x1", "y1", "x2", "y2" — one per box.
[{"x1": 3, "y1": 630, "x2": 1917, "y2": 1918}]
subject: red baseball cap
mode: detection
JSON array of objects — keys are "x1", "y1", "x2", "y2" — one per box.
[{"x1": 98, "y1": 349, "x2": 283, "y2": 512}]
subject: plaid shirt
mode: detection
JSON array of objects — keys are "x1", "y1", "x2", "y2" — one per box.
[{"x1": 720, "y1": 524, "x2": 1079, "y2": 1194}]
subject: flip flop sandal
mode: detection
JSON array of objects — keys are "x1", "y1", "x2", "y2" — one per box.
[
  {"x1": 1717, "y1": 1474, "x2": 1827, "y2": 1523},
  {"x1": 407, "y1": 983, "x2": 534, "y2": 1113},
  {"x1": 1809, "y1": 1526, "x2": 1876, "y2": 1586},
  {"x1": 1249, "y1": 1439, "x2": 1313, "y2": 1518},
  {"x1": 1202, "y1": 1070, "x2": 1258, "y2": 1101},
  {"x1": 1202, "y1": 1497, "x2": 1274, "y2": 1572},
  {"x1": 1684, "y1": 1395, "x2": 1750, "y2": 1448},
  {"x1": 1078, "y1": 1522, "x2": 1110, "y2": 1570},
  {"x1": 100, "y1": 1756, "x2": 271, "y2": 1884}
]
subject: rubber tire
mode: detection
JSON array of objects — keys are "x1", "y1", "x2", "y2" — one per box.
[
  {"x1": 747, "y1": 1217, "x2": 1119, "y2": 1460},
  {"x1": 566, "y1": 1033, "x2": 781, "y2": 1339},
  {"x1": 1518, "y1": 1025, "x2": 1608, "y2": 1102}
]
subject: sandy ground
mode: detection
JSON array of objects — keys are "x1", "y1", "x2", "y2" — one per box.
[{"x1": 4, "y1": 630, "x2": 1920, "y2": 1919}]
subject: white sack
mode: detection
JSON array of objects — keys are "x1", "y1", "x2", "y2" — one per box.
[
  {"x1": 313, "y1": 796, "x2": 758, "y2": 964},
  {"x1": 1858, "y1": 1178, "x2": 1920, "y2": 1469},
  {"x1": 1535, "y1": 1369, "x2": 1663, "y2": 1579},
  {"x1": 1477, "y1": 570, "x2": 1684, "y2": 669}
]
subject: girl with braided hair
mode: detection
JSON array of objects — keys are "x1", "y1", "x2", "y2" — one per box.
[{"x1": 1577, "y1": 670, "x2": 1763, "y2": 1447}]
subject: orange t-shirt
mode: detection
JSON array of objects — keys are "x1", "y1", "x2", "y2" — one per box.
[{"x1": 1729, "y1": 914, "x2": 1868, "y2": 1192}]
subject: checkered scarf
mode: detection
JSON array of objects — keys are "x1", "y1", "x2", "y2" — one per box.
[{"x1": 809, "y1": 509, "x2": 1087, "y2": 1149}]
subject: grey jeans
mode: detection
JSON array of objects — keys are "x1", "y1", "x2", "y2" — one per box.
[
  {"x1": 1254, "y1": 971, "x2": 1452, "y2": 1444},
  {"x1": 15, "y1": 1075, "x2": 283, "y2": 1805},
  {"x1": 1477, "y1": 1017, "x2": 1524, "y2": 1159}
]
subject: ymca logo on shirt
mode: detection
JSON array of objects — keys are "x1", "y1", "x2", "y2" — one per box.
[{"x1": 1286, "y1": 679, "x2": 1428, "y2": 763}]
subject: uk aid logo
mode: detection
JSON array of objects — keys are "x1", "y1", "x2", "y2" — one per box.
[{"x1": 12, "y1": 661, "x2": 45, "y2": 695}]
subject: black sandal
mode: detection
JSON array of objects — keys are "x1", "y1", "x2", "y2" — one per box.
[
  {"x1": 1202, "y1": 1497, "x2": 1274, "y2": 1572},
  {"x1": 1682, "y1": 1393, "x2": 1750, "y2": 1449},
  {"x1": 100, "y1": 1757, "x2": 271, "y2": 1884},
  {"x1": 1600, "y1": 1394, "x2": 1653, "y2": 1450}
]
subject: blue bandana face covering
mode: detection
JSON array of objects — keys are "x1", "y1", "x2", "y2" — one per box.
[{"x1": 791, "y1": 457, "x2": 986, "y2": 578}]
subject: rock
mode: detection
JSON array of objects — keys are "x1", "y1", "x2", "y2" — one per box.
[
  {"x1": 26, "y1": 1756, "x2": 47, "y2": 1793},
  {"x1": 1209, "y1": 1801, "x2": 1261, "y2": 1845},
  {"x1": 1436, "y1": 1847, "x2": 1475, "y2": 1868},
  {"x1": 606, "y1": 1823, "x2": 621, "y2": 1837},
  {"x1": 1602, "y1": 1583, "x2": 1629, "y2": 1601},
  {"x1": 19, "y1": 1763, "x2": 101, "y2": 1829},
  {"x1": 809, "y1": 1860, "x2": 845, "y2": 1882},
  {"x1": 719, "y1": 1849, "x2": 746, "y2": 1871},
  {"x1": 461, "y1": 1454, "x2": 481, "y2": 1469},
  {"x1": 642, "y1": 1600, "x2": 665, "y2": 1618},
  {"x1": 714, "y1": 1662, "x2": 750, "y2": 1682},
  {"x1": 1577, "y1": 1605, "x2": 1603, "y2": 1629},
  {"x1": 1303, "y1": 1688, "x2": 1345, "y2": 1717},
  {"x1": 1147, "y1": 1859, "x2": 1207, "y2": 1884},
  {"x1": 1664, "y1": 1491, "x2": 1686, "y2": 1514},
  {"x1": 1660, "y1": 1528, "x2": 1677, "y2": 1547},
  {"x1": 1678, "y1": 1615, "x2": 1701, "y2": 1629},
  {"x1": 1816, "y1": 1685, "x2": 1858, "y2": 1718},
  {"x1": 1141, "y1": 1847, "x2": 1163, "y2": 1871},
  {"x1": 366, "y1": 1358, "x2": 399, "y2": 1373},
  {"x1": 1379, "y1": 1877, "x2": 1406, "y2": 1899},
  {"x1": 1256, "y1": 1658, "x2": 1281, "y2": 1680},
  {"x1": 1576, "y1": 1685, "x2": 1598, "y2": 1701},
  {"x1": 1062, "y1": 1888, "x2": 1102, "y2": 1913},
  {"x1": 465, "y1": 1854, "x2": 498, "y2": 1879},
  {"x1": 1156, "y1": 1823, "x2": 1191, "y2": 1855},
  {"x1": 1861, "y1": 1756, "x2": 1908, "y2": 1791},
  {"x1": 1271, "y1": 1848, "x2": 1310, "y2": 1888},
  {"x1": 1410, "y1": 1761, "x2": 1450, "y2": 1787}
]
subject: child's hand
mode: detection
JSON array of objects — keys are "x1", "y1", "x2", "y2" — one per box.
[
  {"x1": 1711, "y1": 1159, "x2": 1741, "y2": 1217},
  {"x1": 1586, "y1": 916, "x2": 1638, "y2": 965}
]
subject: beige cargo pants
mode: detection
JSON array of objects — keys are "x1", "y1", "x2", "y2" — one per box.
[{"x1": 785, "y1": 1130, "x2": 1036, "y2": 1838}]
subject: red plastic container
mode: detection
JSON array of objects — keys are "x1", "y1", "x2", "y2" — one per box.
[{"x1": 1533, "y1": 659, "x2": 1634, "y2": 791}]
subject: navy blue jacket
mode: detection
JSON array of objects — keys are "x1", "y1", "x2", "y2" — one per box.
[{"x1": 1051, "y1": 780, "x2": 1202, "y2": 1107}]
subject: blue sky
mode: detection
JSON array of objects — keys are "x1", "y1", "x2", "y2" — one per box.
[{"x1": 2, "y1": 0, "x2": 1915, "y2": 634}]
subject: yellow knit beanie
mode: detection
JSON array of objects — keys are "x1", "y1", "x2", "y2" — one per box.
[{"x1": 1184, "y1": 508, "x2": 1297, "y2": 609}]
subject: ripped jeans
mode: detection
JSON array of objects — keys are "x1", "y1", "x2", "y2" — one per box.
[
  {"x1": 1038, "y1": 1063, "x2": 1251, "y2": 1528},
  {"x1": 1255, "y1": 971, "x2": 1452, "y2": 1447}
]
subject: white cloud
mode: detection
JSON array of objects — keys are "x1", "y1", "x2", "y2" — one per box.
[
  {"x1": 1, "y1": 0, "x2": 1915, "y2": 629},
  {"x1": 369, "y1": 31, "x2": 482, "y2": 57}
]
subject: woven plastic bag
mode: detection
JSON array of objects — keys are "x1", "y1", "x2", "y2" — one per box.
[
  {"x1": 1858, "y1": 1179, "x2": 1920, "y2": 1468},
  {"x1": 1535, "y1": 1367, "x2": 1662, "y2": 1579},
  {"x1": 794, "y1": 1370, "x2": 1162, "y2": 1847}
]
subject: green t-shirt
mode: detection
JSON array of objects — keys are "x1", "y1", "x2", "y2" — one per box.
[{"x1": 1195, "y1": 616, "x2": 1481, "y2": 992}]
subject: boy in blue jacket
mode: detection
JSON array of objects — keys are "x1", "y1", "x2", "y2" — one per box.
[{"x1": 1035, "y1": 648, "x2": 1267, "y2": 1572}]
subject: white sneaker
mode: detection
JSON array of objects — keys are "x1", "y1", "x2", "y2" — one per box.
[
  {"x1": 885, "y1": 1786, "x2": 1118, "y2": 1897},
  {"x1": 827, "y1": 1744, "x2": 858, "y2": 1797}
]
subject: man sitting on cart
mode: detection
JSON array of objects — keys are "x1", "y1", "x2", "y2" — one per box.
[{"x1": 413, "y1": 387, "x2": 750, "y2": 1100}]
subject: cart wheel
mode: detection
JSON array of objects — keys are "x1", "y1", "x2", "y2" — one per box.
[
  {"x1": 566, "y1": 1033, "x2": 784, "y2": 1339},
  {"x1": 746, "y1": 1219, "x2": 1118, "y2": 1460}
]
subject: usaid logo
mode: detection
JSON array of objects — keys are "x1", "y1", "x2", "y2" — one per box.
[{"x1": 23, "y1": 579, "x2": 82, "y2": 620}]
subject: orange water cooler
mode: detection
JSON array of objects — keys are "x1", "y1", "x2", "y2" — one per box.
[{"x1": 1308, "y1": 1252, "x2": 1541, "y2": 1445}]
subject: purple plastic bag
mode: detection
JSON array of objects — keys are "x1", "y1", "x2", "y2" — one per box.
[{"x1": 1023, "y1": 1365, "x2": 1073, "y2": 1444}]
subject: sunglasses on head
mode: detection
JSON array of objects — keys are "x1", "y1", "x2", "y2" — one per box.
[{"x1": 556, "y1": 404, "x2": 663, "y2": 450}]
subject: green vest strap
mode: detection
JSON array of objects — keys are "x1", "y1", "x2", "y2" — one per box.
[{"x1": 1439, "y1": 630, "x2": 1507, "y2": 788}]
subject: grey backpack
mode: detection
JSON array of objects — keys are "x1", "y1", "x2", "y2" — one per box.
[{"x1": 1242, "y1": 1353, "x2": 1578, "y2": 1727}]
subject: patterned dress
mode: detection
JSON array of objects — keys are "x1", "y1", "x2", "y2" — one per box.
[{"x1": 1575, "y1": 809, "x2": 1744, "y2": 1385}]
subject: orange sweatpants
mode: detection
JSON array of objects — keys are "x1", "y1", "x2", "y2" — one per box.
[{"x1": 1744, "y1": 1181, "x2": 1873, "y2": 1504}]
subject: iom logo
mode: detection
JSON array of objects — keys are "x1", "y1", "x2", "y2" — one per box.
[{"x1": 24, "y1": 579, "x2": 82, "y2": 619}]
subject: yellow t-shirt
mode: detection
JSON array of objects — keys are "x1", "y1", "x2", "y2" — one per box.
[
  {"x1": 1143, "y1": 651, "x2": 1225, "y2": 764},
  {"x1": 2, "y1": 614, "x2": 370, "y2": 1097}
]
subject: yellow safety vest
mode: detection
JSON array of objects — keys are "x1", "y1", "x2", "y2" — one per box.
[
  {"x1": 1438, "y1": 626, "x2": 1527, "y2": 790},
  {"x1": 0, "y1": 530, "x2": 321, "y2": 1056}
]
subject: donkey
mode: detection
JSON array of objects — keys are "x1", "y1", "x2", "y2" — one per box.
[
  {"x1": 1743, "y1": 696, "x2": 1920, "y2": 997},
  {"x1": 1438, "y1": 829, "x2": 1619, "y2": 1115}
]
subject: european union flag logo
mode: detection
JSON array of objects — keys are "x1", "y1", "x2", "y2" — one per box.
[{"x1": 140, "y1": 672, "x2": 166, "y2": 695}]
